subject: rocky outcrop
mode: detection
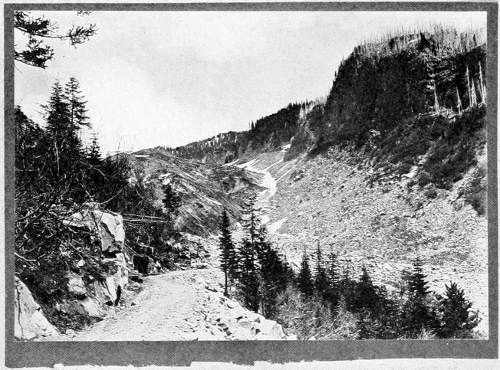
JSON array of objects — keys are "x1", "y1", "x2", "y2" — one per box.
[
  {"x1": 93, "y1": 253, "x2": 129, "y2": 305},
  {"x1": 15, "y1": 277, "x2": 59, "y2": 340},
  {"x1": 23, "y1": 208, "x2": 132, "y2": 335},
  {"x1": 65, "y1": 208, "x2": 125, "y2": 254}
]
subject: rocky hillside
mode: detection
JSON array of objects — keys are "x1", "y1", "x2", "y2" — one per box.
[
  {"x1": 170, "y1": 30, "x2": 486, "y2": 193},
  {"x1": 262, "y1": 147, "x2": 488, "y2": 334},
  {"x1": 135, "y1": 27, "x2": 488, "y2": 334},
  {"x1": 128, "y1": 147, "x2": 264, "y2": 235},
  {"x1": 160, "y1": 27, "x2": 487, "y2": 222}
]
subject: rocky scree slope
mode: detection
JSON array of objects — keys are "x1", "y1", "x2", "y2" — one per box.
[{"x1": 265, "y1": 147, "x2": 488, "y2": 335}]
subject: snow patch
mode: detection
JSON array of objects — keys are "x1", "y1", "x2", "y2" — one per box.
[
  {"x1": 236, "y1": 159, "x2": 258, "y2": 169},
  {"x1": 268, "y1": 218, "x2": 287, "y2": 234},
  {"x1": 224, "y1": 159, "x2": 240, "y2": 167}
]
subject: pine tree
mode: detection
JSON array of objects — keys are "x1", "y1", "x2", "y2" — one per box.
[
  {"x1": 338, "y1": 262, "x2": 357, "y2": 310},
  {"x1": 297, "y1": 249, "x2": 314, "y2": 297},
  {"x1": 43, "y1": 81, "x2": 84, "y2": 192},
  {"x1": 313, "y1": 241, "x2": 329, "y2": 298},
  {"x1": 401, "y1": 257, "x2": 438, "y2": 337},
  {"x1": 238, "y1": 238, "x2": 260, "y2": 311},
  {"x1": 354, "y1": 266, "x2": 379, "y2": 314},
  {"x1": 15, "y1": 11, "x2": 96, "y2": 69},
  {"x1": 219, "y1": 210, "x2": 237, "y2": 297},
  {"x1": 87, "y1": 134, "x2": 102, "y2": 165},
  {"x1": 255, "y1": 230, "x2": 290, "y2": 317},
  {"x1": 437, "y1": 282, "x2": 479, "y2": 338},
  {"x1": 83, "y1": 134, "x2": 104, "y2": 201},
  {"x1": 64, "y1": 77, "x2": 90, "y2": 128},
  {"x1": 325, "y1": 250, "x2": 340, "y2": 308},
  {"x1": 407, "y1": 257, "x2": 429, "y2": 297}
]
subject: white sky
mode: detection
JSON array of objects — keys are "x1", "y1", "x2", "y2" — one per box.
[{"x1": 15, "y1": 11, "x2": 486, "y2": 154}]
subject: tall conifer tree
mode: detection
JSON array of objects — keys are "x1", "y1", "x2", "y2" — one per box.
[
  {"x1": 219, "y1": 210, "x2": 237, "y2": 296},
  {"x1": 297, "y1": 249, "x2": 314, "y2": 297}
]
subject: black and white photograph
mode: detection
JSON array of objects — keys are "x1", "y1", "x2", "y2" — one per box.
[{"x1": 4, "y1": 1, "x2": 498, "y2": 366}]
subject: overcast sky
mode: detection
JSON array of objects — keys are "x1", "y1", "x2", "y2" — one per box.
[{"x1": 15, "y1": 11, "x2": 486, "y2": 154}]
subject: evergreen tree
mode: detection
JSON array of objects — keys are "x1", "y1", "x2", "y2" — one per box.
[
  {"x1": 324, "y1": 251, "x2": 341, "y2": 308},
  {"x1": 408, "y1": 257, "x2": 430, "y2": 297},
  {"x1": 401, "y1": 257, "x2": 438, "y2": 337},
  {"x1": 238, "y1": 238, "x2": 260, "y2": 311},
  {"x1": 255, "y1": 229, "x2": 290, "y2": 317},
  {"x1": 437, "y1": 282, "x2": 479, "y2": 338},
  {"x1": 83, "y1": 134, "x2": 103, "y2": 201},
  {"x1": 64, "y1": 77, "x2": 90, "y2": 128},
  {"x1": 297, "y1": 249, "x2": 314, "y2": 297},
  {"x1": 219, "y1": 210, "x2": 237, "y2": 297},
  {"x1": 313, "y1": 242, "x2": 329, "y2": 298},
  {"x1": 353, "y1": 266, "x2": 379, "y2": 314},
  {"x1": 15, "y1": 11, "x2": 96, "y2": 69},
  {"x1": 87, "y1": 134, "x2": 102, "y2": 165},
  {"x1": 43, "y1": 81, "x2": 86, "y2": 199}
]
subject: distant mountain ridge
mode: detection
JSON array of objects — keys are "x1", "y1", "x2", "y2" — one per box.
[{"x1": 150, "y1": 102, "x2": 312, "y2": 164}]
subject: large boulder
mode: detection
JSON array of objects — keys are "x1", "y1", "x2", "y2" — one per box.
[
  {"x1": 14, "y1": 277, "x2": 59, "y2": 340},
  {"x1": 55, "y1": 297, "x2": 106, "y2": 319},
  {"x1": 64, "y1": 208, "x2": 125, "y2": 254},
  {"x1": 93, "y1": 253, "x2": 128, "y2": 305}
]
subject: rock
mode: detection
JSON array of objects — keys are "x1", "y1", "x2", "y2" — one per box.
[
  {"x1": 64, "y1": 208, "x2": 125, "y2": 254},
  {"x1": 205, "y1": 284, "x2": 218, "y2": 292},
  {"x1": 98, "y1": 211, "x2": 126, "y2": 253},
  {"x1": 226, "y1": 301, "x2": 238, "y2": 309},
  {"x1": 66, "y1": 272, "x2": 86, "y2": 297},
  {"x1": 77, "y1": 259, "x2": 85, "y2": 268},
  {"x1": 78, "y1": 298, "x2": 106, "y2": 318},
  {"x1": 237, "y1": 318, "x2": 254, "y2": 330},
  {"x1": 94, "y1": 252, "x2": 129, "y2": 304},
  {"x1": 14, "y1": 277, "x2": 59, "y2": 340},
  {"x1": 93, "y1": 276, "x2": 117, "y2": 304},
  {"x1": 256, "y1": 318, "x2": 286, "y2": 339},
  {"x1": 127, "y1": 281, "x2": 141, "y2": 291}
]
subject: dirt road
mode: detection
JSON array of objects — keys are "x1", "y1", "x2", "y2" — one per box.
[{"x1": 47, "y1": 268, "x2": 287, "y2": 341}]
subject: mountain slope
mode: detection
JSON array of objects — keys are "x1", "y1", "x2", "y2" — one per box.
[
  {"x1": 128, "y1": 147, "x2": 264, "y2": 235},
  {"x1": 130, "y1": 27, "x2": 489, "y2": 335}
]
